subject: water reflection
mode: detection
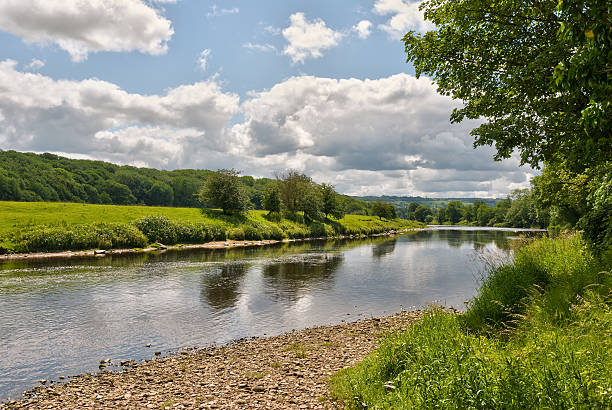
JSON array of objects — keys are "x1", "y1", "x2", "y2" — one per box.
[
  {"x1": 200, "y1": 262, "x2": 250, "y2": 310},
  {"x1": 372, "y1": 238, "x2": 397, "y2": 259},
  {"x1": 262, "y1": 253, "x2": 343, "y2": 302},
  {"x1": 0, "y1": 228, "x2": 545, "y2": 401}
]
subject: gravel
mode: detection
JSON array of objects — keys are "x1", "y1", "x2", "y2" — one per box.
[{"x1": 1, "y1": 310, "x2": 424, "y2": 409}]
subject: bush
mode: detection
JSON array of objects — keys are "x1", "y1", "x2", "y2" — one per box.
[
  {"x1": 15, "y1": 223, "x2": 147, "y2": 252},
  {"x1": 134, "y1": 216, "x2": 177, "y2": 244}
]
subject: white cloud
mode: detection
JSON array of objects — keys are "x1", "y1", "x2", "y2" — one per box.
[
  {"x1": 243, "y1": 43, "x2": 277, "y2": 53},
  {"x1": 373, "y1": 0, "x2": 435, "y2": 40},
  {"x1": 0, "y1": 59, "x2": 239, "y2": 169},
  {"x1": 206, "y1": 5, "x2": 239, "y2": 18},
  {"x1": 198, "y1": 49, "x2": 211, "y2": 71},
  {"x1": 0, "y1": 0, "x2": 174, "y2": 62},
  {"x1": 24, "y1": 58, "x2": 45, "y2": 71},
  {"x1": 264, "y1": 25, "x2": 281, "y2": 36},
  {"x1": 282, "y1": 13, "x2": 344, "y2": 64},
  {"x1": 236, "y1": 74, "x2": 533, "y2": 197},
  {"x1": 0, "y1": 59, "x2": 532, "y2": 197},
  {"x1": 353, "y1": 20, "x2": 372, "y2": 39}
]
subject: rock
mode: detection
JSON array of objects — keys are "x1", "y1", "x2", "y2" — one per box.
[
  {"x1": 39, "y1": 379, "x2": 47, "y2": 385},
  {"x1": 154, "y1": 351, "x2": 161, "y2": 356},
  {"x1": 145, "y1": 343, "x2": 151, "y2": 347}
]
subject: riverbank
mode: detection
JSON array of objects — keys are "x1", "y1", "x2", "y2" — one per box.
[
  {"x1": 0, "y1": 310, "x2": 426, "y2": 409},
  {"x1": 0, "y1": 229, "x2": 417, "y2": 261},
  {"x1": 0, "y1": 201, "x2": 423, "y2": 255},
  {"x1": 330, "y1": 234, "x2": 612, "y2": 408}
]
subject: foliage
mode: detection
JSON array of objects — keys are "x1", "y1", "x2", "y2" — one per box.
[
  {"x1": 12, "y1": 223, "x2": 148, "y2": 253},
  {"x1": 262, "y1": 183, "x2": 281, "y2": 215},
  {"x1": 331, "y1": 235, "x2": 612, "y2": 408},
  {"x1": 320, "y1": 183, "x2": 345, "y2": 220},
  {"x1": 275, "y1": 169, "x2": 314, "y2": 214},
  {"x1": 404, "y1": 0, "x2": 610, "y2": 172},
  {"x1": 403, "y1": 0, "x2": 611, "y2": 247},
  {"x1": 372, "y1": 201, "x2": 397, "y2": 220},
  {"x1": 198, "y1": 169, "x2": 249, "y2": 214}
]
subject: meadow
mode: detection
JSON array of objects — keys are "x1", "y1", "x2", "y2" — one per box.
[
  {"x1": 0, "y1": 201, "x2": 422, "y2": 254},
  {"x1": 331, "y1": 234, "x2": 612, "y2": 408}
]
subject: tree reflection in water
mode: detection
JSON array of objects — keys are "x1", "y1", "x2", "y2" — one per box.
[
  {"x1": 372, "y1": 238, "x2": 397, "y2": 259},
  {"x1": 200, "y1": 262, "x2": 250, "y2": 310},
  {"x1": 261, "y1": 253, "x2": 344, "y2": 302}
]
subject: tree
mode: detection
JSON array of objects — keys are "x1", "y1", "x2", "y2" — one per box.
[
  {"x1": 276, "y1": 169, "x2": 313, "y2": 214},
  {"x1": 413, "y1": 204, "x2": 433, "y2": 223},
  {"x1": 403, "y1": 0, "x2": 610, "y2": 172},
  {"x1": 146, "y1": 181, "x2": 174, "y2": 206},
  {"x1": 101, "y1": 181, "x2": 136, "y2": 205},
  {"x1": 372, "y1": 201, "x2": 396, "y2": 220},
  {"x1": 320, "y1": 183, "x2": 345, "y2": 220},
  {"x1": 262, "y1": 183, "x2": 281, "y2": 215},
  {"x1": 445, "y1": 201, "x2": 464, "y2": 224},
  {"x1": 404, "y1": 0, "x2": 611, "y2": 246},
  {"x1": 198, "y1": 169, "x2": 249, "y2": 214}
]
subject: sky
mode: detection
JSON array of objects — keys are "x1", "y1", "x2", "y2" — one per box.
[{"x1": 0, "y1": 0, "x2": 536, "y2": 198}]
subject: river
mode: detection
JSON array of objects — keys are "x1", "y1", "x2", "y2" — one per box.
[{"x1": 0, "y1": 227, "x2": 537, "y2": 400}]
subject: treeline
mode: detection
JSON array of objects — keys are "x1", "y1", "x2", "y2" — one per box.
[
  {"x1": 0, "y1": 150, "x2": 369, "y2": 214},
  {"x1": 425, "y1": 190, "x2": 543, "y2": 228},
  {"x1": 199, "y1": 169, "x2": 376, "y2": 224}
]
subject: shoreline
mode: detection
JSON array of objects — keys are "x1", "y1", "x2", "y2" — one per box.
[
  {"x1": 0, "y1": 228, "x2": 419, "y2": 261},
  {"x1": 1, "y1": 310, "x2": 427, "y2": 409}
]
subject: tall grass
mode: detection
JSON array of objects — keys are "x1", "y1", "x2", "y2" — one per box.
[{"x1": 330, "y1": 234, "x2": 612, "y2": 408}]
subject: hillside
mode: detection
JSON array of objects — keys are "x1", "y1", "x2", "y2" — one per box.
[{"x1": 0, "y1": 150, "x2": 370, "y2": 214}]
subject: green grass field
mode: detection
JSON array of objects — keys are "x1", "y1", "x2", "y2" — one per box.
[{"x1": 0, "y1": 201, "x2": 423, "y2": 253}]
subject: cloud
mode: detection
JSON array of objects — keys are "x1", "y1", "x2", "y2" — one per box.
[
  {"x1": 0, "y1": 0, "x2": 174, "y2": 62},
  {"x1": 24, "y1": 58, "x2": 45, "y2": 71},
  {"x1": 282, "y1": 13, "x2": 344, "y2": 64},
  {"x1": 206, "y1": 5, "x2": 239, "y2": 18},
  {"x1": 198, "y1": 49, "x2": 211, "y2": 71},
  {"x1": 264, "y1": 25, "x2": 281, "y2": 36},
  {"x1": 353, "y1": 20, "x2": 373, "y2": 39},
  {"x1": 0, "y1": 59, "x2": 239, "y2": 169},
  {"x1": 0, "y1": 59, "x2": 533, "y2": 197},
  {"x1": 243, "y1": 43, "x2": 277, "y2": 53},
  {"x1": 373, "y1": 0, "x2": 435, "y2": 40},
  {"x1": 236, "y1": 74, "x2": 533, "y2": 196}
]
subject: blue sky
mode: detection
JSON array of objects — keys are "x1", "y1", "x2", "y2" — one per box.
[{"x1": 0, "y1": 0, "x2": 534, "y2": 197}]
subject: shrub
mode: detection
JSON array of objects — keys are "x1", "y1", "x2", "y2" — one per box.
[{"x1": 134, "y1": 216, "x2": 177, "y2": 244}]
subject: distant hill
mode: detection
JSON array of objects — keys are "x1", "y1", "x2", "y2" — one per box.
[{"x1": 354, "y1": 195, "x2": 500, "y2": 209}]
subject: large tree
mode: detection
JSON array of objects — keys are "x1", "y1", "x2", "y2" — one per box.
[{"x1": 404, "y1": 0, "x2": 611, "y2": 246}]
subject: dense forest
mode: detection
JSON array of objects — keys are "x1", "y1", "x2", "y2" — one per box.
[{"x1": 0, "y1": 150, "x2": 370, "y2": 213}]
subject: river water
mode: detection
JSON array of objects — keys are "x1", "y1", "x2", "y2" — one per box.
[{"x1": 0, "y1": 228, "x2": 534, "y2": 400}]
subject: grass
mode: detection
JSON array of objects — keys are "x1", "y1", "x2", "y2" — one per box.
[
  {"x1": 0, "y1": 201, "x2": 423, "y2": 253},
  {"x1": 330, "y1": 234, "x2": 612, "y2": 408}
]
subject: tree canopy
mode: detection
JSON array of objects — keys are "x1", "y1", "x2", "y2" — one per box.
[
  {"x1": 198, "y1": 169, "x2": 249, "y2": 214},
  {"x1": 404, "y1": 0, "x2": 611, "y2": 248},
  {"x1": 404, "y1": 0, "x2": 610, "y2": 172}
]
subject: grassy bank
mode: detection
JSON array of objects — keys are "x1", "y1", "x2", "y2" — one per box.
[
  {"x1": 0, "y1": 201, "x2": 422, "y2": 254},
  {"x1": 330, "y1": 234, "x2": 612, "y2": 408}
]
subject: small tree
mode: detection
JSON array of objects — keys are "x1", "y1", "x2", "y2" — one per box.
[
  {"x1": 372, "y1": 201, "x2": 396, "y2": 220},
  {"x1": 320, "y1": 183, "x2": 345, "y2": 220},
  {"x1": 198, "y1": 169, "x2": 249, "y2": 214},
  {"x1": 262, "y1": 183, "x2": 281, "y2": 215}
]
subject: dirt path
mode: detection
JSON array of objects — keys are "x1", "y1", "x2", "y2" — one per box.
[{"x1": 1, "y1": 311, "x2": 423, "y2": 409}]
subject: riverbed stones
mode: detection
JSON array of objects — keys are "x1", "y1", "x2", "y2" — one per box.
[{"x1": 1, "y1": 311, "x2": 423, "y2": 409}]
